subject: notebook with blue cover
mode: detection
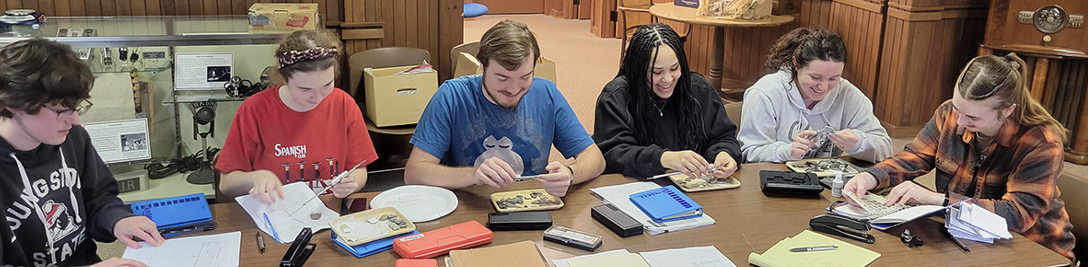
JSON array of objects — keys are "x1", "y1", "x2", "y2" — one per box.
[
  {"x1": 129, "y1": 193, "x2": 213, "y2": 229},
  {"x1": 332, "y1": 230, "x2": 420, "y2": 258},
  {"x1": 629, "y1": 185, "x2": 703, "y2": 223}
]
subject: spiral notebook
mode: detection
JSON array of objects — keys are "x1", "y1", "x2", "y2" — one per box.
[
  {"x1": 129, "y1": 193, "x2": 212, "y2": 229},
  {"x1": 629, "y1": 185, "x2": 703, "y2": 223},
  {"x1": 831, "y1": 191, "x2": 954, "y2": 230}
]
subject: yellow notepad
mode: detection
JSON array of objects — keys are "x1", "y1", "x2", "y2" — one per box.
[{"x1": 748, "y1": 230, "x2": 881, "y2": 267}]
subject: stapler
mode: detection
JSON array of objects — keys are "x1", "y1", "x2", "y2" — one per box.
[
  {"x1": 809, "y1": 213, "x2": 875, "y2": 244},
  {"x1": 280, "y1": 227, "x2": 316, "y2": 267}
]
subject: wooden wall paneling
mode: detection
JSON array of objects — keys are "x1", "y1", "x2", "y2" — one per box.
[
  {"x1": 579, "y1": 0, "x2": 592, "y2": 19},
  {"x1": 406, "y1": 0, "x2": 419, "y2": 47},
  {"x1": 146, "y1": 0, "x2": 161, "y2": 15},
  {"x1": 876, "y1": 6, "x2": 987, "y2": 135},
  {"x1": 215, "y1": 0, "x2": 230, "y2": 15},
  {"x1": 438, "y1": 0, "x2": 463, "y2": 81},
  {"x1": 189, "y1": 0, "x2": 202, "y2": 16},
  {"x1": 17, "y1": 0, "x2": 36, "y2": 12},
  {"x1": 117, "y1": 0, "x2": 132, "y2": 16},
  {"x1": 1042, "y1": 60, "x2": 1063, "y2": 110},
  {"x1": 394, "y1": 0, "x2": 406, "y2": 46},
  {"x1": 383, "y1": 0, "x2": 395, "y2": 47},
  {"x1": 70, "y1": 0, "x2": 86, "y2": 16},
  {"x1": 54, "y1": 0, "x2": 71, "y2": 16},
  {"x1": 202, "y1": 0, "x2": 217, "y2": 15},
  {"x1": 589, "y1": 0, "x2": 616, "y2": 38}
]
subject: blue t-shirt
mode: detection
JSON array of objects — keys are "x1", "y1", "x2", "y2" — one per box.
[{"x1": 410, "y1": 75, "x2": 593, "y2": 175}]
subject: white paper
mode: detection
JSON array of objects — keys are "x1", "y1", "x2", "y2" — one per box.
[
  {"x1": 236, "y1": 182, "x2": 338, "y2": 243},
  {"x1": 83, "y1": 118, "x2": 152, "y2": 163},
  {"x1": 175, "y1": 52, "x2": 233, "y2": 90},
  {"x1": 553, "y1": 249, "x2": 631, "y2": 267},
  {"x1": 958, "y1": 203, "x2": 1013, "y2": 239},
  {"x1": 590, "y1": 182, "x2": 715, "y2": 235},
  {"x1": 639, "y1": 246, "x2": 737, "y2": 267},
  {"x1": 122, "y1": 231, "x2": 241, "y2": 267}
]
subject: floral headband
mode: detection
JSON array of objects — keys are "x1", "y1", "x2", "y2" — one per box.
[{"x1": 276, "y1": 47, "x2": 338, "y2": 67}]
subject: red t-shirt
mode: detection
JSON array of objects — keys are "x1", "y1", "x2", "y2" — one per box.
[{"x1": 215, "y1": 86, "x2": 378, "y2": 185}]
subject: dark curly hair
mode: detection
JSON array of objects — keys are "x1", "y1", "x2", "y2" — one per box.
[{"x1": 765, "y1": 27, "x2": 847, "y2": 83}]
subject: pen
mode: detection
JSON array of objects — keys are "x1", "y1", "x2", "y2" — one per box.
[
  {"x1": 514, "y1": 174, "x2": 538, "y2": 182},
  {"x1": 256, "y1": 232, "x2": 266, "y2": 254},
  {"x1": 789, "y1": 245, "x2": 838, "y2": 252},
  {"x1": 944, "y1": 227, "x2": 970, "y2": 253}
]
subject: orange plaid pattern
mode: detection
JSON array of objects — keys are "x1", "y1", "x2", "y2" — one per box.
[{"x1": 867, "y1": 100, "x2": 1075, "y2": 259}]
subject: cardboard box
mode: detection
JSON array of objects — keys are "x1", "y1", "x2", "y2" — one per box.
[
  {"x1": 452, "y1": 52, "x2": 558, "y2": 83},
  {"x1": 248, "y1": 3, "x2": 319, "y2": 33},
  {"x1": 363, "y1": 65, "x2": 439, "y2": 127}
]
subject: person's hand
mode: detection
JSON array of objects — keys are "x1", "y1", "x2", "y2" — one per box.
[
  {"x1": 710, "y1": 151, "x2": 737, "y2": 179},
  {"x1": 474, "y1": 157, "x2": 516, "y2": 188},
  {"x1": 92, "y1": 258, "x2": 149, "y2": 267},
  {"x1": 790, "y1": 130, "x2": 818, "y2": 160},
  {"x1": 329, "y1": 173, "x2": 361, "y2": 198},
  {"x1": 884, "y1": 181, "x2": 944, "y2": 206},
  {"x1": 536, "y1": 162, "x2": 573, "y2": 197},
  {"x1": 661, "y1": 150, "x2": 711, "y2": 178},
  {"x1": 113, "y1": 216, "x2": 164, "y2": 249},
  {"x1": 249, "y1": 170, "x2": 284, "y2": 204},
  {"x1": 829, "y1": 129, "x2": 860, "y2": 151},
  {"x1": 843, "y1": 172, "x2": 878, "y2": 205}
]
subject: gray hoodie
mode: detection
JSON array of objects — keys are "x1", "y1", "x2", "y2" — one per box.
[{"x1": 738, "y1": 70, "x2": 893, "y2": 163}]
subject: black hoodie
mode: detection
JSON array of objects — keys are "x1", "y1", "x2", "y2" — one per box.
[
  {"x1": 593, "y1": 73, "x2": 741, "y2": 178},
  {"x1": 1, "y1": 125, "x2": 133, "y2": 267}
]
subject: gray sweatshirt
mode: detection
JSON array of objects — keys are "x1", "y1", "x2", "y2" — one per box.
[{"x1": 738, "y1": 70, "x2": 893, "y2": 163}]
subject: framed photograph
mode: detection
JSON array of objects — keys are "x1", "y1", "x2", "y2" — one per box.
[
  {"x1": 174, "y1": 52, "x2": 234, "y2": 90},
  {"x1": 83, "y1": 118, "x2": 152, "y2": 164}
]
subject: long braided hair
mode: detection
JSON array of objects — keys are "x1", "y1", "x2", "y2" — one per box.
[{"x1": 618, "y1": 23, "x2": 706, "y2": 151}]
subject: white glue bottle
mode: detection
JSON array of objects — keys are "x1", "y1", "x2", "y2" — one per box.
[
  {"x1": 835, "y1": 172, "x2": 844, "y2": 197},
  {"x1": 831, "y1": 171, "x2": 845, "y2": 198}
]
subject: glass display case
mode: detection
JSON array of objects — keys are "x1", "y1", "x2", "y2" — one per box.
[{"x1": 0, "y1": 16, "x2": 294, "y2": 202}]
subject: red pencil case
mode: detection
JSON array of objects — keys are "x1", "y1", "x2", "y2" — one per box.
[{"x1": 393, "y1": 220, "x2": 493, "y2": 259}]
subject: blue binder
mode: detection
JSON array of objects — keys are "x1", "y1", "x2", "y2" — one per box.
[
  {"x1": 129, "y1": 193, "x2": 213, "y2": 229},
  {"x1": 629, "y1": 185, "x2": 703, "y2": 223},
  {"x1": 332, "y1": 230, "x2": 420, "y2": 258}
]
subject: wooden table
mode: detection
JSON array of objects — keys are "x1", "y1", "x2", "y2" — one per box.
[
  {"x1": 206, "y1": 162, "x2": 1069, "y2": 266},
  {"x1": 649, "y1": 3, "x2": 794, "y2": 93}
]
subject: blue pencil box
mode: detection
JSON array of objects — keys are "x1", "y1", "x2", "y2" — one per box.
[
  {"x1": 129, "y1": 193, "x2": 213, "y2": 229},
  {"x1": 333, "y1": 230, "x2": 420, "y2": 258}
]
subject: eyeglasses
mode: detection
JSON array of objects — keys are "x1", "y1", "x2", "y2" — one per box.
[{"x1": 43, "y1": 100, "x2": 94, "y2": 118}]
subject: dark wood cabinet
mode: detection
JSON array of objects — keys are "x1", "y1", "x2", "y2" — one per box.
[{"x1": 982, "y1": 0, "x2": 1088, "y2": 164}]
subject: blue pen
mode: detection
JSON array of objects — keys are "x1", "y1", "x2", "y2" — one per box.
[{"x1": 263, "y1": 212, "x2": 281, "y2": 243}]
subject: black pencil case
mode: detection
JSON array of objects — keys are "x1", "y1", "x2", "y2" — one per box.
[
  {"x1": 591, "y1": 204, "x2": 643, "y2": 237},
  {"x1": 760, "y1": 170, "x2": 824, "y2": 195},
  {"x1": 487, "y1": 211, "x2": 553, "y2": 231}
]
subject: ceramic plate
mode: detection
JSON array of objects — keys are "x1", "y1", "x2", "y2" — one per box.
[{"x1": 370, "y1": 185, "x2": 458, "y2": 222}]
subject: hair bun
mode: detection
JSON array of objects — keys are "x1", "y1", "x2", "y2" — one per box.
[{"x1": 1004, "y1": 53, "x2": 1022, "y2": 70}]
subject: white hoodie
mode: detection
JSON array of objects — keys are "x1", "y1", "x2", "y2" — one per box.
[{"x1": 738, "y1": 70, "x2": 893, "y2": 163}]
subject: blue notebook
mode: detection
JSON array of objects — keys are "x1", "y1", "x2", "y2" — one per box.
[
  {"x1": 129, "y1": 193, "x2": 213, "y2": 229},
  {"x1": 332, "y1": 230, "x2": 419, "y2": 258},
  {"x1": 629, "y1": 185, "x2": 703, "y2": 223}
]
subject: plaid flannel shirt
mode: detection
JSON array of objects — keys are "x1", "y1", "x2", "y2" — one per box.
[{"x1": 866, "y1": 100, "x2": 1075, "y2": 259}]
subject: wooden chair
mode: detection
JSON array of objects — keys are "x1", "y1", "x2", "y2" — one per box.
[
  {"x1": 210, "y1": 154, "x2": 234, "y2": 203},
  {"x1": 449, "y1": 41, "x2": 481, "y2": 72},
  {"x1": 723, "y1": 101, "x2": 743, "y2": 128},
  {"x1": 347, "y1": 47, "x2": 432, "y2": 99},
  {"x1": 1057, "y1": 173, "x2": 1087, "y2": 265},
  {"x1": 617, "y1": 0, "x2": 690, "y2": 62}
]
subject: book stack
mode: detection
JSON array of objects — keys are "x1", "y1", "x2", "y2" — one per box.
[{"x1": 945, "y1": 203, "x2": 1013, "y2": 243}]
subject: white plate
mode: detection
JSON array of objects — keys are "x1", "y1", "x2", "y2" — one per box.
[{"x1": 370, "y1": 185, "x2": 458, "y2": 223}]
